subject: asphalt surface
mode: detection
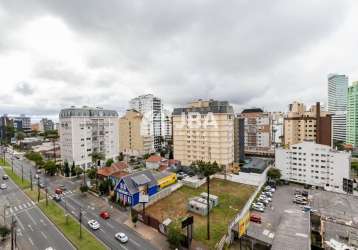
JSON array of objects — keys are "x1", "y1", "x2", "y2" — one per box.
[
  {"x1": 0, "y1": 167, "x2": 75, "y2": 250},
  {"x1": 4, "y1": 149, "x2": 159, "y2": 250}
]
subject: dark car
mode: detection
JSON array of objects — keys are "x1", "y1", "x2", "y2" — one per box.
[{"x1": 2, "y1": 175, "x2": 8, "y2": 180}]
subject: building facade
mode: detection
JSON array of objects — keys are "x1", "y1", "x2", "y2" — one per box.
[
  {"x1": 59, "y1": 106, "x2": 119, "y2": 168},
  {"x1": 0, "y1": 115, "x2": 12, "y2": 142},
  {"x1": 275, "y1": 141, "x2": 351, "y2": 193},
  {"x1": 240, "y1": 109, "x2": 272, "y2": 155},
  {"x1": 162, "y1": 109, "x2": 172, "y2": 143},
  {"x1": 271, "y1": 112, "x2": 284, "y2": 146},
  {"x1": 172, "y1": 99, "x2": 234, "y2": 167},
  {"x1": 328, "y1": 74, "x2": 348, "y2": 143},
  {"x1": 347, "y1": 81, "x2": 358, "y2": 147},
  {"x1": 39, "y1": 118, "x2": 55, "y2": 132},
  {"x1": 129, "y1": 94, "x2": 163, "y2": 151},
  {"x1": 119, "y1": 110, "x2": 154, "y2": 156},
  {"x1": 284, "y1": 101, "x2": 332, "y2": 147},
  {"x1": 234, "y1": 116, "x2": 245, "y2": 162},
  {"x1": 12, "y1": 115, "x2": 31, "y2": 133}
]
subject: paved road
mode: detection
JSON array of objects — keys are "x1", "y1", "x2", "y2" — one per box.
[
  {"x1": 4, "y1": 149, "x2": 159, "y2": 250},
  {"x1": 0, "y1": 167, "x2": 75, "y2": 250}
]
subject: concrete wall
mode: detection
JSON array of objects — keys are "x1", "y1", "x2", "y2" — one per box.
[{"x1": 215, "y1": 167, "x2": 269, "y2": 187}]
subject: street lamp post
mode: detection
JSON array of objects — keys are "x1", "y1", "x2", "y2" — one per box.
[
  {"x1": 37, "y1": 177, "x2": 41, "y2": 202},
  {"x1": 45, "y1": 187, "x2": 48, "y2": 207},
  {"x1": 21, "y1": 163, "x2": 23, "y2": 183},
  {"x1": 79, "y1": 207, "x2": 82, "y2": 239},
  {"x1": 3, "y1": 204, "x2": 10, "y2": 225},
  {"x1": 30, "y1": 169, "x2": 33, "y2": 191},
  {"x1": 11, "y1": 153, "x2": 13, "y2": 173}
]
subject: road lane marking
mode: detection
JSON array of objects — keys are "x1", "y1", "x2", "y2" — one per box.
[
  {"x1": 130, "y1": 239, "x2": 141, "y2": 247},
  {"x1": 40, "y1": 219, "x2": 46, "y2": 226},
  {"x1": 41, "y1": 231, "x2": 48, "y2": 239},
  {"x1": 14, "y1": 206, "x2": 18, "y2": 211},
  {"x1": 27, "y1": 202, "x2": 32, "y2": 207},
  {"x1": 31, "y1": 201, "x2": 35, "y2": 205},
  {"x1": 28, "y1": 224, "x2": 34, "y2": 231},
  {"x1": 9, "y1": 208, "x2": 13, "y2": 213},
  {"x1": 25, "y1": 210, "x2": 37, "y2": 225},
  {"x1": 15, "y1": 215, "x2": 25, "y2": 230},
  {"x1": 28, "y1": 237, "x2": 34, "y2": 245},
  {"x1": 23, "y1": 203, "x2": 27, "y2": 208}
]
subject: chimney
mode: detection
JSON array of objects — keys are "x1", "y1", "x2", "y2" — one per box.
[{"x1": 316, "y1": 102, "x2": 320, "y2": 144}]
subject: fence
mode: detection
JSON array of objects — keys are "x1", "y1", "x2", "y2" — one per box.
[{"x1": 132, "y1": 209, "x2": 161, "y2": 232}]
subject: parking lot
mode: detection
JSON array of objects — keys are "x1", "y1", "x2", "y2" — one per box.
[{"x1": 246, "y1": 184, "x2": 311, "y2": 250}]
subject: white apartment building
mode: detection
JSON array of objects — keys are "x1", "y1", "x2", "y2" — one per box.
[
  {"x1": 276, "y1": 141, "x2": 351, "y2": 193},
  {"x1": 59, "y1": 106, "x2": 119, "y2": 168},
  {"x1": 129, "y1": 94, "x2": 163, "y2": 151},
  {"x1": 162, "y1": 109, "x2": 172, "y2": 143},
  {"x1": 270, "y1": 112, "x2": 284, "y2": 146}
]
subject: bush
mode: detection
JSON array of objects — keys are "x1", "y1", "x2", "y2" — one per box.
[
  {"x1": 105, "y1": 158, "x2": 114, "y2": 167},
  {"x1": 167, "y1": 221, "x2": 185, "y2": 249},
  {"x1": 80, "y1": 184, "x2": 89, "y2": 193},
  {"x1": 0, "y1": 226, "x2": 10, "y2": 239}
]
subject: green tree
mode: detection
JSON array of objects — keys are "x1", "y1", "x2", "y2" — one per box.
[
  {"x1": 25, "y1": 151, "x2": 44, "y2": 167},
  {"x1": 70, "y1": 162, "x2": 76, "y2": 177},
  {"x1": 43, "y1": 160, "x2": 57, "y2": 176},
  {"x1": 131, "y1": 210, "x2": 138, "y2": 227},
  {"x1": 351, "y1": 162, "x2": 358, "y2": 176},
  {"x1": 87, "y1": 167, "x2": 97, "y2": 179},
  {"x1": 91, "y1": 152, "x2": 105, "y2": 167},
  {"x1": 5, "y1": 125, "x2": 15, "y2": 144},
  {"x1": 0, "y1": 225, "x2": 10, "y2": 240},
  {"x1": 167, "y1": 221, "x2": 184, "y2": 249},
  {"x1": 191, "y1": 160, "x2": 222, "y2": 240},
  {"x1": 16, "y1": 131, "x2": 26, "y2": 142},
  {"x1": 105, "y1": 158, "x2": 114, "y2": 167},
  {"x1": 117, "y1": 152, "x2": 124, "y2": 161},
  {"x1": 63, "y1": 161, "x2": 70, "y2": 177},
  {"x1": 267, "y1": 168, "x2": 282, "y2": 180},
  {"x1": 80, "y1": 184, "x2": 89, "y2": 193},
  {"x1": 98, "y1": 179, "x2": 110, "y2": 194},
  {"x1": 75, "y1": 166, "x2": 83, "y2": 177}
]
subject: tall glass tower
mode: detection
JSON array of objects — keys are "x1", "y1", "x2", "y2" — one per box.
[
  {"x1": 347, "y1": 81, "x2": 358, "y2": 146},
  {"x1": 327, "y1": 74, "x2": 348, "y2": 143}
]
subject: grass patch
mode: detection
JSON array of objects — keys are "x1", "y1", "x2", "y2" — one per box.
[
  {"x1": 38, "y1": 200, "x2": 106, "y2": 250},
  {"x1": 1, "y1": 164, "x2": 30, "y2": 189},
  {"x1": 145, "y1": 178, "x2": 256, "y2": 249}
]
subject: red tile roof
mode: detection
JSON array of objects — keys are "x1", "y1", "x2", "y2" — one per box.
[
  {"x1": 111, "y1": 171, "x2": 129, "y2": 179},
  {"x1": 146, "y1": 155, "x2": 164, "y2": 163},
  {"x1": 97, "y1": 161, "x2": 128, "y2": 177}
]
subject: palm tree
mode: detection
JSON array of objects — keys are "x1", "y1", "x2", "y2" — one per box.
[
  {"x1": 91, "y1": 152, "x2": 105, "y2": 167},
  {"x1": 190, "y1": 160, "x2": 222, "y2": 240}
]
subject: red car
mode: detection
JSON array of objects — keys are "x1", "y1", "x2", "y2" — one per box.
[
  {"x1": 250, "y1": 214, "x2": 262, "y2": 224},
  {"x1": 100, "y1": 211, "x2": 110, "y2": 219},
  {"x1": 55, "y1": 188, "x2": 63, "y2": 195}
]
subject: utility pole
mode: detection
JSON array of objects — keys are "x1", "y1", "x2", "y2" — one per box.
[
  {"x1": 21, "y1": 163, "x2": 23, "y2": 183},
  {"x1": 30, "y1": 169, "x2": 33, "y2": 190},
  {"x1": 45, "y1": 188, "x2": 48, "y2": 207},
  {"x1": 10, "y1": 215, "x2": 16, "y2": 250},
  {"x1": 37, "y1": 177, "x2": 40, "y2": 202},
  {"x1": 11, "y1": 153, "x2": 13, "y2": 173},
  {"x1": 65, "y1": 199, "x2": 68, "y2": 224},
  {"x1": 79, "y1": 207, "x2": 82, "y2": 239}
]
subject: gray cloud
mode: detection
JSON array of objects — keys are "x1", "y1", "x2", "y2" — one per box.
[
  {"x1": 15, "y1": 82, "x2": 35, "y2": 96},
  {"x1": 0, "y1": 0, "x2": 357, "y2": 118}
]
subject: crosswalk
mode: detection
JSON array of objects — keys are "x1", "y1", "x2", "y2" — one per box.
[
  {"x1": 6, "y1": 201, "x2": 36, "y2": 216},
  {"x1": 48, "y1": 190, "x2": 73, "y2": 199}
]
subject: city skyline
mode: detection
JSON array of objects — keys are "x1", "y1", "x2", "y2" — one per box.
[{"x1": 0, "y1": 1, "x2": 358, "y2": 118}]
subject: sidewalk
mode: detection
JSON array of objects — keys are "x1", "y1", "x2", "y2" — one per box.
[{"x1": 124, "y1": 219, "x2": 170, "y2": 250}]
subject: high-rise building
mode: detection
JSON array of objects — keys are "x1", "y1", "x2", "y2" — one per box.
[
  {"x1": 328, "y1": 74, "x2": 348, "y2": 143},
  {"x1": 270, "y1": 112, "x2": 284, "y2": 146},
  {"x1": 119, "y1": 110, "x2": 154, "y2": 156},
  {"x1": 276, "y1": 141, "x2": 351, "y2": 193},
  {"x1": 172, "y1": 99, "x2": 234, "y2": 166},
  {"x1": 0, "y1": 115, "x2": 12, "y2": 142},
  {"x1": 129, "y1": 94, "x2": 163, "y2": 151},
  {"x1": 284, "y1": 101, "x2": 332, "y2": 147},
  {"x1": 347, "y1": 81, "x2": 358, "y2": 147},
  {"x1": 39, "y1": 118, "x2": 54, "y2": 132},
  {"x1": 162, "y1": 109, "x2": 173, "y2": 144},
  {"x1": 240, "y1": 109, "x2": 271, "y2": 155},
  {"x1": 59, "y1": 106, "x2": 119, "y2": 168},
  {"x1": 12, "y1": 115, "x2": 31, "y2": 133}
]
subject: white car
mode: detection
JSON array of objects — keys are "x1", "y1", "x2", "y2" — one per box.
[
  {"x1": 251, "y1": 204, "x2": 264, "y2": 212},
  {"x1": 0, "y1": 183, "x2": 7, "y2": 189},
  {"x1": 88, "y1": 220, "x2": 100, "y2": 230},
  {"x1": 115, "y1": 232, "x2": 128, "y2": 243},
  {"x1": 270, "y1": 188, "x2": 276, "y2": 192}
]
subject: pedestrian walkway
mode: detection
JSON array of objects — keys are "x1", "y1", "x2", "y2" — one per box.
[
  {"x1": 124, "y1": 219, "x2": 169, "y2": 250},
  {"x1": 48, "y1": 190, "x2": 73, "y2": 199},
  {"x1": 6, "y1": 201, "x2": 36, "y2": 216}
]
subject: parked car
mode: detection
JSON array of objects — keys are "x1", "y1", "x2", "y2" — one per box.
[
  {"x1": 34, "y1": 174, "x2": 40, "y2": 179},
  {"x1": 59, "y1": 184, "x2": 67, "y2": 191},
  {"x1": 53, "y1": 194, "x2": 61, "y2": 201},
  {"x1": 264, "y1": 186, "x2": 272, "y2": 191},
  {"x1": 88, "y1": 220, "x2": 100, "y2": 230},
  {"x1": 251, "y1": 204, "x2": 264, "y2": 212},
  {"x1": 100, "y1": 211, "x2": 110, "y2": 219},
  {"x1": 302, "y1": 191, "x2": 309, "y2": 197},
  {"x1": 250, "y1": 214, "x2": 262, "y2": 224},
  {"x1": 2, "y1": 175, "x2": 8, "y2": 180},
  {"x1": 258, "y1": 198, "x2": 269, "y2": 205},
  {"x1": 264, "y1": 192, "x2": 272, "y2": 197},
  {"x1": 270, "y1": 188, "x2": 276, "y2": 192},
  {"x1": 115, "y1": 232, "x2": 128, "y2": 243},
  {"x1": 36, "y1": 169, "x2": 42, "y2": 174},
  {"x1": 293, "y1": 198, "x2": 308, "y2": 205},
  {"x1": 39, "y1": 183, "x2": 45, "y2": 189},
  {"x1": 0, "y1": 183, "x2": 7, "y2": 189}
]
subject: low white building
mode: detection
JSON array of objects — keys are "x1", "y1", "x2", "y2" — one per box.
[
  {"x1": 275, "y1": 141, "x2": 351, "y2": 193},
  {"x1": 59, "y1": 106, "x2": 119, "y2": 168}
]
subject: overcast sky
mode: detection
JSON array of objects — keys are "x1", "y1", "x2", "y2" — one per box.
[{"x1": 0, "y1": 0, "x2": 357, "y2": 121}]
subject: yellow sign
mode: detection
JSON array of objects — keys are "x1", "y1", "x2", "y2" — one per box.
[{"x1": 238, "y1": 211, "x2": 250, "y2": 237}]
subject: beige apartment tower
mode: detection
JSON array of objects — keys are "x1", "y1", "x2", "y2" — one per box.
[
  {"x1": 172, "y1": 99, "x2": 234, "y2": 166},
  {"x1": 284, "y1": 101, "x2": 332, "y2": 147},
  {"x1": 119, "y1": 110, "x2": 154, "y2": 156}
]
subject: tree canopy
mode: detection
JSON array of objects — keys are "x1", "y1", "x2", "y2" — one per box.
[
  {"x1": 43, "y1": 160, "x2": 57, "y2": 176},
  {"x1": 105, "y1": 158, "x2": 114, "y2": 167},
  {"x1": 190, "y1": 160, "x2": 222, "y2": 177},
  {"x1": 267, "y1": 168, "x2": 282, "y2": 180}
]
